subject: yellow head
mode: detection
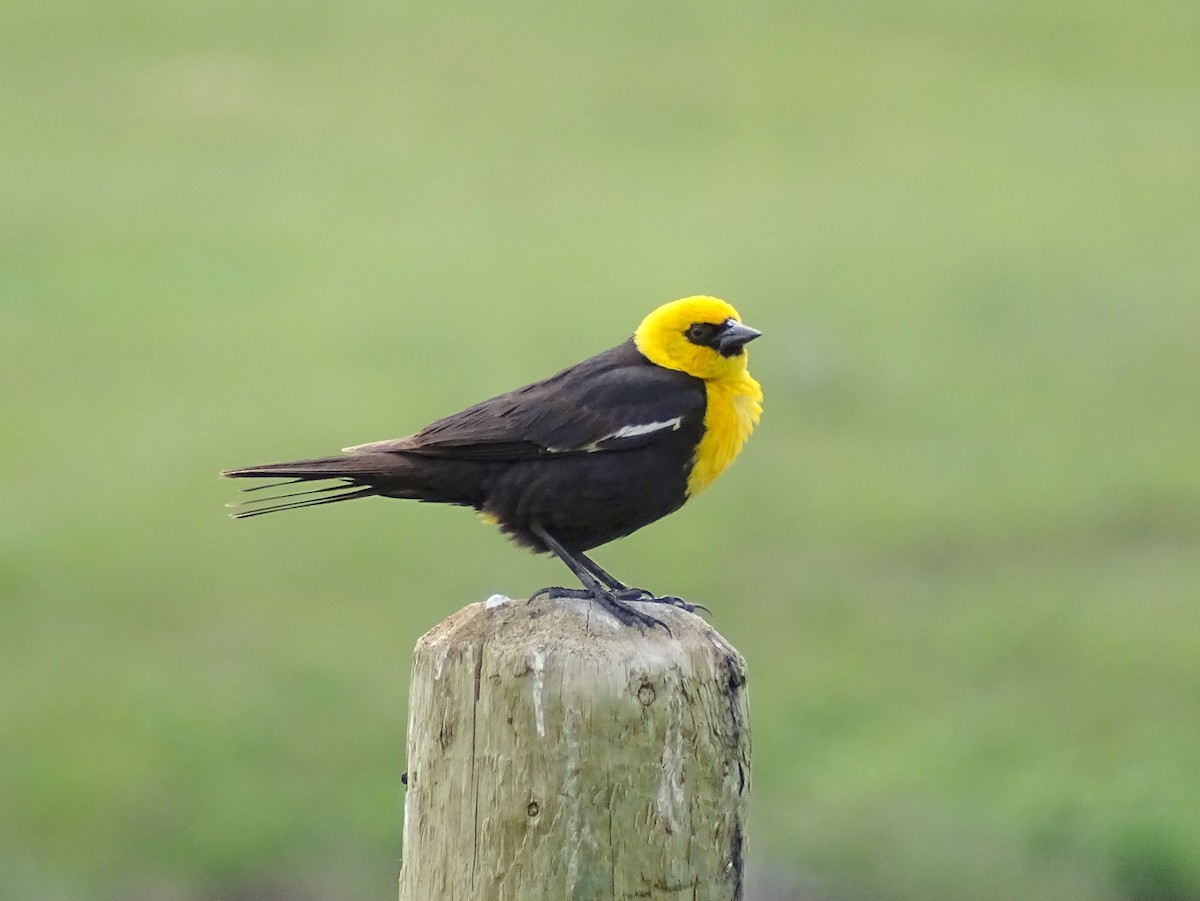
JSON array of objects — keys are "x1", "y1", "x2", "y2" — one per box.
[{"x1": 633, "y1": 295, "x2": 761, "y2": 381}]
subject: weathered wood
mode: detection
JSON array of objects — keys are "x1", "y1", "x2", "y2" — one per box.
[{"x1": 398, "y1": 594, "x2": 751, "y2": 901}]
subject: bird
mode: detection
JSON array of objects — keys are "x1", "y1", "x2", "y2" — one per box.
[{"x1": 223, "y1": 295, "x2": 763, "y2": 629}]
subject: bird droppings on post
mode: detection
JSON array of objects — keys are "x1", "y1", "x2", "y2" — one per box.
[
  {"x1": 562, "y1": 704, "x2": 585, "y2": 895},
  {"x1": 530, "y1": 647, "x2": 546, "y2": 738},
  {"x1": 398, "y1": 595, "x2": 751, "y2": 901},
  {"x1": 655, "y1": 676, "x2": 686, "y2": 835},
  {"x1": 484, "y1": 593, "x2": 509, "y2": 609}
]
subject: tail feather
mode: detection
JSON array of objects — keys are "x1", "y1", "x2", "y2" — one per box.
[
  {"x1": 222, "y1": 453, "x2": 397, "y2": 480},
  {"x1": 221, "y1": 451, "x2": 471, "y2": 517},
  {"x1": 226, "y1": 481, "x2": 363, "y2": 510},
  {"x1": 227, "y1": 484, "x2": 380, "y2": 519},
  {"x1": 221, "y1": 452, "x2": 402, "y2": 518}
]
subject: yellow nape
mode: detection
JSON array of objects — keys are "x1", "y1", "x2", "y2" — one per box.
[{"x1": 634, "y1": 296, "x2": 764, "y2": 497}]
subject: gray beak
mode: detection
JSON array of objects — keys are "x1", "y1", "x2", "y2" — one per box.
[{"x1": 714, "y1": 320, "x2": 762, "y2": 356}]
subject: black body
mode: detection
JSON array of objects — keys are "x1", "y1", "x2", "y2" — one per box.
[{"x1": 225, "y1": 339, "x2": 708, "y2": 555}]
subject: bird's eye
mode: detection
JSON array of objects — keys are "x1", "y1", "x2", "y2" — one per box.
[{"x1": 686, "y1": 323, "x2": 717, "y2": 344}]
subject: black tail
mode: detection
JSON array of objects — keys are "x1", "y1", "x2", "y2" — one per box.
[{"x1": 222, "y1": 453, "x2": 401, "y2": 518}]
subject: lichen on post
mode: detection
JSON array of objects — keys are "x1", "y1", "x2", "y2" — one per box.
[{"x1": 397, "y1": 594, "x2": 751, "y2": 901}]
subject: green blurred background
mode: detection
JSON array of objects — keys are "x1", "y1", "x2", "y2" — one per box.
[{"x1": 3, "y1": 1, "x2": 1198, "y2": 899}]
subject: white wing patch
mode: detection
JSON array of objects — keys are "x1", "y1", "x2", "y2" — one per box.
[
  {"x1": 607, "y1": 417, "x2": 683, "y2": 441},
  {"x1": 547, "y1": 417, "x2": 683, "y2": 454}
]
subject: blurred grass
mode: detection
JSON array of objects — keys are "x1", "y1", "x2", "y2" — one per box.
[{"x1": 2, "y1": 1, "x2": 1199, "y2": 899}]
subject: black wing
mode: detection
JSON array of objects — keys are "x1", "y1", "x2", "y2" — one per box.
[{"x1": 344, "y1": 340, "x2": 706, "y2": 462}]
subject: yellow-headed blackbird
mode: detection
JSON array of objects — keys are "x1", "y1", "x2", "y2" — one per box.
[{"x1": 223, "y1": 296, "x2": 762, "y2": 628}]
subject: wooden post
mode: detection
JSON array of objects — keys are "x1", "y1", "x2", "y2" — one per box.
[{"x1": 397, "y1": 594, "x2": 751, "y2": 901}]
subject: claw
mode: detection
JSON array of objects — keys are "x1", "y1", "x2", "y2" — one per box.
[
  {"x1": 654, "y1": 596, "x2": 710, "y2": 616},
  {"x1": 611, "y1": 588, "x2": 709, "y2": 616}
]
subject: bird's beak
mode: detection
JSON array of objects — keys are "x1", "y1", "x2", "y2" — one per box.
[{"x1": 715, "y1": 320, "x2": 762, "y2": 356}]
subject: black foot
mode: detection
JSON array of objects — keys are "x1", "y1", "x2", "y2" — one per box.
[
  {"x1": 611, "y1": 588, "x2": 710, "y2": 616},
  {"x1": 530, "y1": 586, "x2": 671, "y2": 633}
]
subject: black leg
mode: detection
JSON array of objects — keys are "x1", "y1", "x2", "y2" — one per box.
[
  {"x1": 530, "y1": 525, "x2": 670, "y2": 632},
  {"x1": 573, "y1": 550, "x2": 632, "y2": 590}
]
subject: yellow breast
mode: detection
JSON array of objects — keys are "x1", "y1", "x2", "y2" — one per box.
[{"x1": 687, "y1": 370, "x2": 763, "y2": 497}]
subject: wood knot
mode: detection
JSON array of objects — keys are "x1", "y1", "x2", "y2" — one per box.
[
  {"x1": 637, "y1": 680, "x2": 656, "y2": 707},
  {"x1": 526, "y1": 800, "x2": 539, "y2": 818}
]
